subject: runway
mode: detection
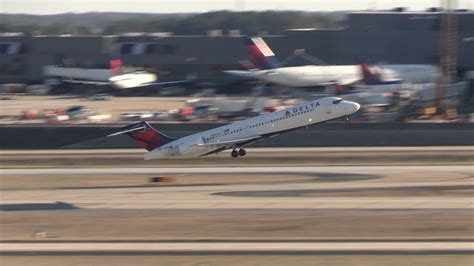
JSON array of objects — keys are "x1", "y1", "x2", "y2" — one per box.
[
  {"x1": 2, "y1": 146, "x2": 472, "y2": 168},
  {"x1": 2, "y1": 164, "x2": 472, "y2": 175},
  {"x1": 1, "y1": 165, "x2": 473, "y2": 209},
  {"x1": 1, "y1": 149, "x2": 473, "y2": 264},
  {"x1": 1, "y1": 241, "x2": 472, "y2": 255}
]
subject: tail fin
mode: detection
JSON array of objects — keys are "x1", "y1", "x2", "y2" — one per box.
[
  {"x1": 360, "y1": 64, "x2": 382, "y2": 85},
  {"x1": 245, "y1": 37, "x2": 281, "y2": 69},
  {"x1": 360, "y1": 64, "x2": 402, "y2": 86},
  {"x1": 109, "y1": 57, "x2": 122, "y2": 76},
  {"x1": 108, "y1": 121, "x2": 176, "y2": 151}
]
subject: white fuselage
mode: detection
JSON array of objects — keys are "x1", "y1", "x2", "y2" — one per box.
[
  {"x1": 144, "y1": 97, "x2": 360, "y2": 159},
  {"x1": 227, "y1": 65, "x2": 362, "y2": 87},
  {"x1": 377, "y1": 64, "x2": 439, "y2": 84},
  {"x1": 109, "y1": 72, "x2": 157, "y2": 89},
  {"x1": 256, "y1": 65, "x2": 361, "y2": 87},
  {"x1": 225, "y1": 64, "x2": 438, "y2": 87}
]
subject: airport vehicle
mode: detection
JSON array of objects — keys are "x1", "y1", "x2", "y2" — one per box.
[
  {"x1": 108, "y1": 97, "x2": 360, "y2": 159},
  {"x1": 224, "y1": 37, "x2": 439, "y2": 87}
]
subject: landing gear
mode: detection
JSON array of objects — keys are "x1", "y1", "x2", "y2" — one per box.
[
  {"x1": 231, "y1": 149, "x2": 239, "y2": 158},
  {"x1": 345, "y1": 116, "x2": 351, "y2": 125},
  {"x1": 231, "y1": 148, "x2": 246, "y2": 158}
]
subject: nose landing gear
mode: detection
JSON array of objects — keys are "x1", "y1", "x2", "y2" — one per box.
[
  {"x1": 345, "y1": 116, "x2": 351, "y2": 125},
  {"x1": 231, "y1": 148, "x2": 246, "y2": 158}
]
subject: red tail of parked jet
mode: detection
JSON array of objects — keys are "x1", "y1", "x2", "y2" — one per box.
[
  {"x1": 245, "y1": 37, "x2": 281, "y2": 69},
  {"x1": 109, "y1": 57, "x2": 123, "y2": 76}
]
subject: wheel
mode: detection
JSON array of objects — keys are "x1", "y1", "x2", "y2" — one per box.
[
  {"x1": 238, "y1": 148, "x2": 246, "y2": 156},
  {"x1": 231, "y1": 150, "x2": 238, "y2": 158}
]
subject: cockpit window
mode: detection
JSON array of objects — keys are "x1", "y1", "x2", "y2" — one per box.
[{"x1": 333, "y1": 99, "x2": 343, "y2": 104}]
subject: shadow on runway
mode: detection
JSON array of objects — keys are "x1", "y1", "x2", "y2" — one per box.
[
  {"x1": 214, "y1": 185, "x2": 474, "y2": 198},
  {"x1": 0, "y1": 172, "x2": 384, "y2": 192},
  {"x1": 50, "y1": 172, "x2": 381, "y2": 191},
  {"x1": 0, "y1": 201, "x2": 79, "y2": 211},
  {"x1": 305, "y1": 172, "x2": 381, "y2": 183}
]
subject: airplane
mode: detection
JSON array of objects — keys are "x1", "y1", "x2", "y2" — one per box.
[
  {"x1": 44, "y1": 58, "x2": 187, "y2": 90},
  {"x1": 224, "y1": 37, "x2": 439, "y2": 87},
  {"x1": 363, "y1": 63, "x2": 439, "y2": 85},
  {"x1": 108, "y1": 97, "x2": 360, "y2": 159}
]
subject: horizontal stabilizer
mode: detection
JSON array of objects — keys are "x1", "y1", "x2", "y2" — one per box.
[{"x1": 107, "y1": 124, "x2": 148, "y2": 137}]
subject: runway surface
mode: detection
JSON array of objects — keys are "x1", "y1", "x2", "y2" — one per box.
[
  {"x1": 1, "y1": 150, "x2": 473, "y2": 264},
  {"x1": 1, "y1": 241, "x2": 472, "y2": 255},
  {"x1": 2, "y1": 164, "x2": 472, "y2": 175},
  {"x1": 1, "y1": 165, "x2": 473, "y2": 209}
]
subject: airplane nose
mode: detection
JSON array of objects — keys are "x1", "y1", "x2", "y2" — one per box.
[
  {"x1": 352, "y1": 102, "x2": 361, "y2": 112},
  {"x1": 345, "y1": 101, "x2": 360, "y2": 113}
]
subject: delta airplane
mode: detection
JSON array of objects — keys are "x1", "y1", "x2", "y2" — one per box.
[
  {"x1": 108, "y1": 97, "x2": 360, "y2": 159},
  {"x1": 44, "y1": 58, "x2": 186, "y2": 90},
  {"x1": 224, "y1": 37, "x2": 439, "y2": 87}
]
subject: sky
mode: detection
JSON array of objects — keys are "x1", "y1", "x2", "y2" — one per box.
[{"x1": 1, "y1": 0, "x2": 473, "y2": 14}]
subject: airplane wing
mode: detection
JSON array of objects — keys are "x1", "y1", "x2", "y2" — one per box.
[
  {"x1": 222, "y1": 70, "x2": 261, "y2": 79},
  {"x1": 198, "y1": 135, "x2": 262, "y2": 147},
  {"x1": 146, "y1": 80, "x2": 190, "y2": 86},
  {"x1": 61, "y1": 79, "x2": 110, "y2": 85}
]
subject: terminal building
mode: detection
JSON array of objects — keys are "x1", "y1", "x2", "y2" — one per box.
[{"x1": 1, "y1": 10, "x2": 473, "y2": 84}]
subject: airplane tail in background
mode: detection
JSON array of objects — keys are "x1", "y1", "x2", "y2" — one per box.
[
  {"x1": 245, "y1": 37, "x2": 281, "y2": 69},
  {"x1": 108, "y1": 121, "x2": 176, "y2": 151},
  {"x1": 109, "y1": 57, "x2": 122, "y2": 76},
  {"x1": 360, "y1": 64, "x2": 381, "y2": 85},
  {"x1": 360, "y1": 64, "x2": 401, "y2": 86}
]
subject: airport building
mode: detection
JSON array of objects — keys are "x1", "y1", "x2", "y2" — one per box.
[{"x1": 1, "y1": 10, "x2": 473, "y2": 83}]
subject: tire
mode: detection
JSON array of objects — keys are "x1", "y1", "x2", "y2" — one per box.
[{"x1": 231, "y1": 150, "x2": 239, "y2": 158}]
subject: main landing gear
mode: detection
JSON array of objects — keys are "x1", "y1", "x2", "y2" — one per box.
[{"x1": 231, "y1": 148, "x2": 246, "y2": 158}]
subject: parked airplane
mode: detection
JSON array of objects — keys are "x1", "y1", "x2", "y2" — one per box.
[
  {"x1": 363, "y1": 64, "x2": 439, "y2": 85},
  {"x1": 44, "y1": 58, "x2": 186, "y2": 90},
  {"x1": 108, "y1": 97, "x2": 360, "y2": 159},
  {"x1": 224, "y1": 37, "x2": 439, "y2": 87}
]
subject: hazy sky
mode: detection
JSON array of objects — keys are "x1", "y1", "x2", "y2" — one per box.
[{"x1": 1, "y1": 0, "x2": 473, "y2": 14}]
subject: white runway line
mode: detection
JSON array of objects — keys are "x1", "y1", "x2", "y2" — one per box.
[
  {"x1": 0, "y1": 242, "x2": 472, "y2": 252},
  {"x1": 1, "y1": 165, "x2": 472, "y2": 175}
]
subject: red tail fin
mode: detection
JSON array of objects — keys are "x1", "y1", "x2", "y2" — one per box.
[
  {"x1": 245, "y1": 37, "x2": 280, "y2": 69},
  {"x1": 108, "y1": 121, "x2": 176, "y2": 151},
  {"x1": 360, "y1": 64, "x2": 377, "y2": 85},
  {"x1": 109, "y1": 59, "x2": 122, "y2": 76}
]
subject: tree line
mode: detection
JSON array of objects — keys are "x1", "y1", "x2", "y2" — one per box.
[{"x1": 1, "y1": 11, "x2": 344, "y2": 35}]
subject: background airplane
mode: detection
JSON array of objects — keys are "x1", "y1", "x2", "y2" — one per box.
[
  {"x1": 108, "y1": 97, "x2": 360, "y2": 159},
  {"x1": 44, "y1": 58, "x2": 187, "y2": 90},
  {"x1": 224, "y1": 37, "x2": 439, "y2": 88}
]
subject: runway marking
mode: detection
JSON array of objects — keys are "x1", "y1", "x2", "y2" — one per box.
[
  {"x1": 1, "y1": 165, "x2": 472, "y2": 210},
  {"x1": 0, "y1": 242, "x2": 472, "y2": 253},
  {"x1": 1, "y1": 165, "x2": 472, "y2": 176}
]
